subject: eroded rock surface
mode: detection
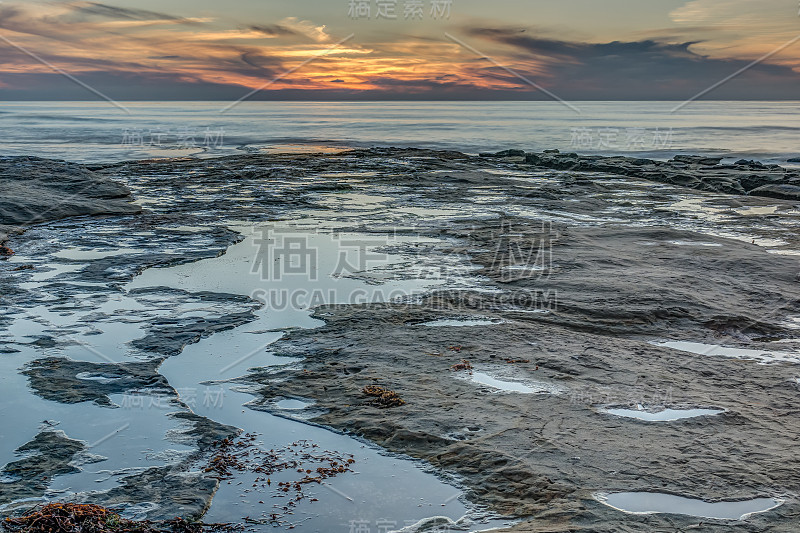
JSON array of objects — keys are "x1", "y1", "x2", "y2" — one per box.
[
  {"x1": 3, "y1": 148, "x2": 800, "y2": 531},
  {"x1": 478, "y1": 150, "x2": 800, "y2": 200},
  {"x1": 0, "y1": 156, "x2": 141, "y2": 232}
]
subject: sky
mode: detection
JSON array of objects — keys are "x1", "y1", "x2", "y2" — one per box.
[{"x1": 0, "y1": 0, "x2": 798, "y2": 100}]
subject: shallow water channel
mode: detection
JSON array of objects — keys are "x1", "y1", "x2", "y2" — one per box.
[{"x1": 126, "y1": 222, "x2": 511, "y2": 530}]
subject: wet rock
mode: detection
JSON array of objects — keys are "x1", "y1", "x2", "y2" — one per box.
[
  {"x1": 0, "y1": 156, "x2": 141, "y2": 227},
  {"x1": 90, "y1": 466, "x2": 219, "y2": 521},
  {"x1": 480, "y1": 149, "x2": 526, "y2": 158},
  {"x1": 169, "y1": 412, "x2": 241, "y2": 451},
  {"x1": 23, "y1": 358, "x2": 171, "y2": 406},
  {"x1": 671, "y1": 155, "x2": 723, "y2": 166},
  {"x1": 394, "y1": 516, "x2": 469, "y2": 532},
  {"x1": 523, "y1": 151, "x2": 800, "y2": 198},
  {"x1": 697, "y1": 176, "x2": 746, "y2": 195},
  {"x1": 748, "y1": 184, "x2": 800, "y2": 201},
  {"x1": 0, "y1": 431, "x2": 85, "y2": 505},
  {"x1": 26, "y1": 336, "x2": 57, "y2": 349}
]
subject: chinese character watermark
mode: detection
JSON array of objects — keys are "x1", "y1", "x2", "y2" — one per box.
[
  {"x1": 568, "y1": 384, "x2": 674, "y2": 408},
  {"x1": 491, "y1": 221, "x2": 557, "y2": 282},
  {"x1": 569, "y1": 127, "x2": 674, "y2": 151},
  {"x1": 348, "y1": 0, "x2": 452, "y2": 20},
  {"x1": 121, "y1": 127, "x2": 225, "y2": 150},
  {"x1": 119, "y1": 386, "x2": 225, "y2": 410},
  {"x1": 252, "y1": 226, "x2": 320, "y2": 281}
]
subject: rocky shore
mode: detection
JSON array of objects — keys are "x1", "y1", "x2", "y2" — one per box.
[
  {"x1": 481, "y1": 149, "x2": 800, "y2": 200},
  {"x1": 0, "y1": 156, "x2": 141, "y2": 243},
  {"x1": 2, "y1": 148, "x2": 800, "y2": 532}
]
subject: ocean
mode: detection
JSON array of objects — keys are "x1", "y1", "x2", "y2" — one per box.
[{"x1": 0, "y1": 100, "x2": 799, "y2": 164}]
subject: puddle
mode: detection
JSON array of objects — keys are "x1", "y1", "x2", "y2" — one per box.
[
  {"x1": 667, "y1": 198, "x2": 728, "y2": 222},
  {"x1": 396, "y1": 207, "x2": 473, "y2": 219},
  {"x1": 129, "y1": 224, "x2": 451, "y2": 304},
  {"x1": 420, "y1": 318, "x2": 503, "y2": 328},
  {"x1": 314, "y1": 193, "x2": 395, "y2": 211},
  {"x1": 769, "y1": 249, "x2": 800, "y2": 256},
  {"x1": 26, "y1": 263, "x2": 85, "y2": 282},
  {"x1": 53, "y1": 248, "x2": 137, "y2": 261},
  {"x1": 596, "y1": 492, "x2": 784, "y2": 520},
  {"x1": 165, "y1": 226, "x2": 207, "y2": 233},
  {"x1": 600, "y1": 407, "x2": 724, "y2": 422},
  {"x1": 465, "y1": 372, "x2": 561, "y2": 395},
  {"x1": 667, "y1": 240, "x2": 723, "y2": 247},
  {"x1": 638, "y1": 240, "x2": 723, "y2": 247},
  {"x1": 735, "y1": 206, "x2": 779, "y2": 216},
  {"x1": 653, "y1": 340, "x2": 800, "y2": 364},
  {"x1": 275, "y1": 399, "x2": 313, "y2": 410},
  {"x1": 502, "y1": 264, "x2": 549, "y2": 272},
  {"x1": 784, "y1": 317, "x2": 800, "y2": 330},
  {"x1": 75, "y1": 372, "x2": 124, "y2": 384}
]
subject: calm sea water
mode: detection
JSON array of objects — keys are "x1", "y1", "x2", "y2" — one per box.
[{"x1": 0, "y1": 101, "x2": 798, "y2": 164}]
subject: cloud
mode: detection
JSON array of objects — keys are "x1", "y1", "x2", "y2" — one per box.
[
  {"x1": 469, "y1": 28, "x2": 700, "y2": 63},
  {"x1": 0, "y1": 1, "x2": 798, "y2": 100},
  {"x1": 276, "y1": 17, "x2": 331, "y2": 43},
  {"x1": 249, "y1": 24, "x2": 298, "y2": 38},
  {"x1": 68, "y1": 2, "x2": 182, "y2": 22},
  {"x1": 462, "y1": 26, "x2": 800, "y2": 99}
]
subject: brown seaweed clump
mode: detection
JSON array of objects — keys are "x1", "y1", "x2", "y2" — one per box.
[
  {"x1": 2, "y1": 503, "x2": 236, "y2": 533},
  {"x1": 450, "y1": 359, "x2": 473, "y2": 372},
  {"x1": 362, "y1": 385, "x2": 406, "y2": 408}
]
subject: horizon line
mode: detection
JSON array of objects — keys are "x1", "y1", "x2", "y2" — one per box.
[{"x1": 2, "y1": 99, "x2": 800, "y2": 103}]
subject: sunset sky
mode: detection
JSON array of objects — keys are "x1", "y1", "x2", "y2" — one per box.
[{"x1": 0, "y1": 0, "x2": 799, "y2": 100}]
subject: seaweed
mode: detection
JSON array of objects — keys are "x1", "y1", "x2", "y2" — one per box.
[
  {"x1": 1, "y1": 504, "x2": 237, "y2": 533},
  {"x1": 362, "y1": 385, "x2": 406, "y2": 408},
  {"x1": 450, "y1": 359, "x2": 473, "y2": 372}
]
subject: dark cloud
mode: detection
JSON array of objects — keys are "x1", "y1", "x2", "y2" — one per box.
[
  {"x1": 239, "y1": 51, "x2": 283, "y2": 73},
  {"x1": 69, "y1": 2, "x2": 181, "y2": 22},
  {"x1": 469, "y1": 28, "x2": 700, "y2": 62},
  {"x1": 249, "y1": 24, "x2": 297, "y2": 38},
  {"x1": 0, "y1": 4, "x2": 23, "y2": 23},
  {"x1": 463, "y1": 27, "x2": 800, "y2": 100}
]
